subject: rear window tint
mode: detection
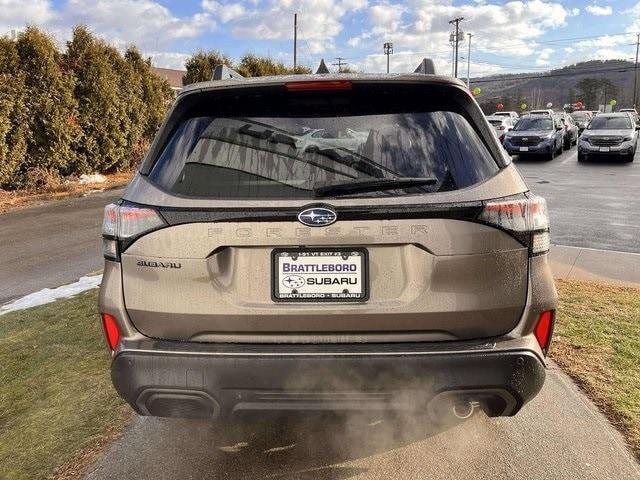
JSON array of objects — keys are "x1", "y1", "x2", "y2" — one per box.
[{"x1": 149, "y1": 89, "x2": 500, "y2": 199}]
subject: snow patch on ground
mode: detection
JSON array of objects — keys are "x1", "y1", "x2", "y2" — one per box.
[
  {"x1": 0, "y1": 275, "x2": 102, "y2": 315},
  {"x1": 79, "y1": 173, "x2": 107, "y2": 184}
]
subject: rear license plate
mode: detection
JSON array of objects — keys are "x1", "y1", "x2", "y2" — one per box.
[
  {"x1": 272, "y1": 248, "x2": 368, "y2": 302},
  {"x1": 519, "y1": 147, "x2": 529, "y2": 152},
  {"x1": 600, "y1": 147, "x2": 610, "y2": 152}
]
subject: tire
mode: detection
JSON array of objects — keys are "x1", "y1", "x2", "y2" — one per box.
[
  {"x1": 547, "y1": 146, "x2": 555, "y2": 161},
  {"x1": 577, "y1": 152, "x2": 585, "y2": 162},
  {"x1": 564, "y1": 137, "x2": 571, "y2": 151}
]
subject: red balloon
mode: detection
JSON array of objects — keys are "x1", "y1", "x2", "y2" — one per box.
[
  {"x1": 576, "y1": 101, "x2": 583, "y2": 109},
  {"x1": 497, "y1": 103, "x2": 504, "y2": 110}
]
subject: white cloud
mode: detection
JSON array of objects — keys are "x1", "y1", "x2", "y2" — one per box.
[
  {"x1": 58, "y1": 0, "x2": 214, "y2": 50},
  {"x1": 570, "y1": 7, "x2": 580, "y2": 16},
  {"x1": 202, "y1": 0, "x2": 246, "y2": 23},
  {"x1": 535, "y1": 47, "x2": 553, "y2": 66},
  {"x1": 149, "y1": 51, "x2": 191, "y2": 69},
  {"x1": 231, "y1": 0, "x2": 367, "y2": 54},
  {"x1": 346, "y1": 0, "x2": 572, "y2": 62},
  {"x1": 0, "y1": 0, "x2": 54, "y2": 31},
  {"x1": 586, "y1": 4, "x2": 613, "y2": 16}
]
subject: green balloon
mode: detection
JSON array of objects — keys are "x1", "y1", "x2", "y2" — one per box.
[
  {"x1": 609, "y1": 99, "x2": 617, "y2": 106},
  {"x1": 520, "y1": 103, "x2": 527, "y2": 110},
  {"x1": 472, "y1": 87, "x2": 481, "y2": 96}
]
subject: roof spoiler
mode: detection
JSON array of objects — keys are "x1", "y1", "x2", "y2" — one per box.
[
  {"x1": 211, "y1": 64, "x2": 245, "y2": 81},
  {"x1": 414, "y1": 58, "x2": 436, "y2": 75}
]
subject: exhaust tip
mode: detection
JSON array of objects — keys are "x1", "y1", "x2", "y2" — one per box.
[{"x1": 452, "y1": 400, "x2": 479, "y2": 419}]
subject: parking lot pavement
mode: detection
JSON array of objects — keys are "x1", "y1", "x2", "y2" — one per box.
[
  {"x1": 515, "y1": 147, "x2": 640, "y2": 254},
  {"x1": 84, "y1": 364, "x2": 640, "y2": 480}
]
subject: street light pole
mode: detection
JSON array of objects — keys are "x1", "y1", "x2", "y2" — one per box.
[
  {"x1": 466, "y1": 33, "x2": 473, "y2": 87},
  {"x1": 293, "y1": 13, "x2": 297, "y2": 72},
  {"x1": 383, "y1": 42, "x2": 394, "y2": 73},
  {"x1": 634, "y1": 33, "x2": 639, "y2": 108}
]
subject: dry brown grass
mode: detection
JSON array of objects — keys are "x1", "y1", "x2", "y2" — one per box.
[
  {"x1": 0, "y1": 171, "x2": 133, "y2": 214},
  {"x1": 552, "y1": 279, "x2": 640, "y2": 460}
]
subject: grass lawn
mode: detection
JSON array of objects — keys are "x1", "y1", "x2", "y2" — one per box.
[
  {"x1": 0, "y1": 279, "x2": 638, "y2": 479},
  {"x1": 0, "y1": 290, "x2": 128, "y2": 480},
  {"x1": 552, "y1": 279, "x2": 640, "y2": 459}
]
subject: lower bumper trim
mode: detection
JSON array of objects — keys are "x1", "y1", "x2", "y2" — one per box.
[{"x1": 111, "y1": 347, "x2": 546, "y2": 420}]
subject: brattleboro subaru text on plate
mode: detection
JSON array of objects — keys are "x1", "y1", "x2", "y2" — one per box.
[{"x1": 274, "y1": 250, "x2": 366, "y2": 300}]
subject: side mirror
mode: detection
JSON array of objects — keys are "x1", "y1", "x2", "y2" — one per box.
[
  {"x1": 556, "y1": 126, "x2": 563, "y2": 131},
  {"x1": 635, "y1": 125, "x2": 640, "y2": 130}
]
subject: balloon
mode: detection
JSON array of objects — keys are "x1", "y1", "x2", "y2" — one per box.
[
  {"x1": 546, "y1": 102, "x2": 553, "y2": 108},
  {"x1": 472, "y1": 87, "x2": 481, "y2": 96},
  {"x1": 497, "y1": 103, "x2": 504, "y2": 110},
  {"x1": 609, "y1": 99, "x2": 617, "y2": 106},
  {"x1": 520, "y1": 103, "x2": 527, "y2": 110},
  {"x1": 576, "y1": 101, "x2": 583, "y2": 109}
]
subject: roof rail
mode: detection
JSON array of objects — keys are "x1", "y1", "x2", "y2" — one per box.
[
  {"x1": 211, "y1": 64, "x2": 245, "y2": 81},
  {"x1": 414, "y1": 58, "x2": 436, "y2": 75}
]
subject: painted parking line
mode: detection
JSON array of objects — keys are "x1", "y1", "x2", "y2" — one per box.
[{"x1": 561, "y1": 149, "x2": 577, "y2": 164}]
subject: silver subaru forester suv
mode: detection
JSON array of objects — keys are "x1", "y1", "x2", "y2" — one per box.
[{"x1": 99, "y1": 68, "x2": 557, "y2": 422}]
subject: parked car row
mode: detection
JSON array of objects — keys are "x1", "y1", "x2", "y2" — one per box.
[{"x1": 487, "y1": 109, "x2": 637, "y2": 162}]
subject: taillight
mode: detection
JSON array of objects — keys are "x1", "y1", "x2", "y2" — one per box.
[
  {"x1": 534, "y1": 310, "x2": 555, "y2": 354},
  {"x1": 477, "y1": 195, "x2": 550, "y2": 255},
  {"x1": 101, "y1": 313, "x2": 121, "y2": 351},
  {"x1": 102, "y1": 203, "x2": 165, "y2": 260}
]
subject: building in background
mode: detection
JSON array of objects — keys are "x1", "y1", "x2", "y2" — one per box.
[{"x1": 151, "y1": 67, "x2": 185, "y2": 93}]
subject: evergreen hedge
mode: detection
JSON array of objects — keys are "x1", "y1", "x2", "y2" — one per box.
[{"x1": 0, "y1": 26, "x2": 173, "y2": 189}]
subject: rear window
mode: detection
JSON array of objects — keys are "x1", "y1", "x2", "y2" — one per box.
[
  {"x1": 149, "y1": 87, "x2": 500, "y2": 199},
  {"x1": 588, "y1": 116, "x2": 632, "y2": 130},
  {"x1": 514, "y1": 117, "x2": 553, "y2": 131},
  {"x1": 488, "y1": 120, "x2": 503, "y2": 127}
]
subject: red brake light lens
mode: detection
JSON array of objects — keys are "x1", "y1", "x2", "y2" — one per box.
[
  {"x1": 101, "y1": 313, "x2": 121, "y2": 351},
  {"x1": 534, "y1": 310, "x2": 555, "y2": 353},
  {"x1": 285, "y1": 80, "x2": 352, "y2": 92}
]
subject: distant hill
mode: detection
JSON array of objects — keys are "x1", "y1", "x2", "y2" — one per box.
[{"x1": 471, "y1": 60, "x2": 637, "y2": 113}]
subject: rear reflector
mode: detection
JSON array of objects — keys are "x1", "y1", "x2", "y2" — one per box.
[
  {"x1": 285, "y1": 80, "x2": 352, "y2": 92},
  {"x1": 534, "y1": 310, "x2": 555, "y2": 353},
  {"x1": 101, "y1": 313, "x2": 121, "y2": 351}
]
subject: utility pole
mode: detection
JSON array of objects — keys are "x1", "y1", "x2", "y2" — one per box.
[
  {"x1": 448, "y1": 16, "x2": 464, "y2": 78},
  {"x1": 332, "y1": 57, "x2": 347, "y2": 73},
  {"x1": 293, "y1": 13, "x2": 297, "y2": 72},
  {"x1": 466, "y1": 33, "x2": 473, "y2": 87},
  {"x1": 383, "y1": 42, "x2": 393, "y2": 73},
  {"x1": 634, "y1": 33, "x2": 639, "y2": 108}
]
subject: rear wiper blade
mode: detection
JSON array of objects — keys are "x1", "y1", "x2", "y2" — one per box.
[{"x1": 314, "y1": 177, "x2": 438, "y2": 197}]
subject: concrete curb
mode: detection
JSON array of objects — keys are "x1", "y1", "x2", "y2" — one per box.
[{"x1": 549, "y1": 244, "x2": 640, "y2": 288}]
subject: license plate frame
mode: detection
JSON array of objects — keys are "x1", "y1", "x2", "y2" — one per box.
[
  {"x1": 519, "y1": 146, "x2": 529, "y2": 152},
  {"x1": 271, "y1": 247, "x2": 369, "y2": 302},
  {"x1": 600, "y1": 146, "x2": 611, "y2": 152}
]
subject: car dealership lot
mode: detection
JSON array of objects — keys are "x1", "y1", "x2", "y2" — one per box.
[{"x1": 516, "y1": 147, "x2": 640, "y2": 254}]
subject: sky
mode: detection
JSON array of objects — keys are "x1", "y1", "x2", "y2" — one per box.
[{"x1": 1, "y1": 0, "x2": 640, "y2": 76}]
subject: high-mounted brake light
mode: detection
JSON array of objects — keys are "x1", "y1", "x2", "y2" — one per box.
[
  {"x1": 478, "y1": 195, "x2": 550, "y2": 254},
  {"x1": 285, "y1": 80, "x2": 352, "y2": 92},
  {"x1": 102, "y1": 203, "x2": 165, "y2": 260},
  {"x1": 101, "y1": 313, "x2": 121, "y2": 351},
  {"x1": 534, "y1": 310, "x2": 555, "y2": 354}
]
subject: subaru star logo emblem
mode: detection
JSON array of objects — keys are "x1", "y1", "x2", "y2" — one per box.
[{"x1": 298, "y1": 207, "x2": 337, "y2": 227}]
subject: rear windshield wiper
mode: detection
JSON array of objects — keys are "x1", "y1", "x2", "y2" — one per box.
[{"x1": 314, "y1": 177, "x2": 438, "y2": 197}]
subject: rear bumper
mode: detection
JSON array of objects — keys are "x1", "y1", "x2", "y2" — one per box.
[{"x1": 111, "y1": 339, "x2": 546, "y2": 421}]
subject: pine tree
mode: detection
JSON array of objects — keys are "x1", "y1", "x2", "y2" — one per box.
[
  {"x1": 15, "y1": 27, "x2": 78, "y2": 176},
  {"x1": 0, "y1": 37, "x2": 28, "y2": 188}
]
